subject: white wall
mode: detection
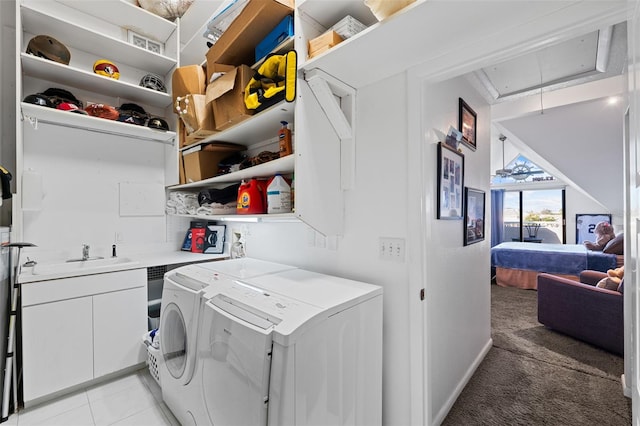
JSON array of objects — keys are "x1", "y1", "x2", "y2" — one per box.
[
  {"x1": 416, "y1": 75, "x2": 491, "y2": 424},
  {"x1": 0, "y1": 0, "x2": 15, "y2": 226},
  {"x1": 237, "y1": 72, "x2": 413, "y2": 425},
  {"x1": 21, "y1": 122, "x2": 169, "y2": 261}
]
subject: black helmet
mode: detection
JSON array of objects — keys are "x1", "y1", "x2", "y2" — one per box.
[
  {"x1": 23, "y1": 93, "x2": 54, "y2": 108},
  {"x1": 42, "y1": 88, "x2": 83, "y2": 109},
  {"x1": 140, "y1": 74, "x2": 166, "y2": 93},
  {"x1": 117, "y1": 103, "x2": 148, "y2": 125},
  {"x1": 26, "y1": 35, "x2": 71, "y2": 65},
  {"x1": 147, "y1": 117, "x2": 169, "y2": 131}
]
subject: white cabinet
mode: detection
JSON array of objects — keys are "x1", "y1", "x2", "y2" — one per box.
[
  {"x1": 21, "y1": 297, "x2": 94, "y2": 402},
  {"x1": 21, "y1": 269, "x2": 147, "y2": 404},
  {"x1": 93, "y1": 286, "x2": 147, "y2": 377}
]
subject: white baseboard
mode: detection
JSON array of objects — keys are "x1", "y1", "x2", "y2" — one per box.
[
  {"x1": 621, "y1": 373, "x2": 632, "y2": 398},
  {"x1": 432, "y1": 338, "x2": 493, "y2": 425}
]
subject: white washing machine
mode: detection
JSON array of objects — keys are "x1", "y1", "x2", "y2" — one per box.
[
  {"x1": 182, "y1": 261, "x2": 383, "y2": 426},
  {"x1": 159, "y1": 258, "x2": 297, "y2": 425},
  {"x1": 158, "y1": 263, "x2": 233, "y2": 426}
]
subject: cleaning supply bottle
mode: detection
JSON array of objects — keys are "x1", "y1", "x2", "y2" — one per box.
[
  {"x1": 237, "y1": 179, "x2": 266, "y2": 215},
  {"x1": 267, "y1": 174, "x2": 291, "y2": 214},
  {"x1": 278, "y1": 121, "x2": 292, "y2": 157},
  {"x1": 290, "y1": 172, "x2": 295, "y2": 212}
]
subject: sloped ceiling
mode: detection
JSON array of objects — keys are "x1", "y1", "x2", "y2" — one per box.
[
  {"x1": 479, "y1": 22, "x2": 627, "y2": 214},
  {"x1": 498, "y1": 97, "x2": 625, "y2": 213}
]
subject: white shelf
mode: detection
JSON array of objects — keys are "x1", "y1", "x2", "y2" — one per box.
[
  {"x1": 54, "y1": 0, "x2": 177, "y2": 43},
  {"x1": 299, "y1": 0, "x2": 427, "y2": 89},
  {"x1": 21, "y1": 54, "x2": 173, "y2": 109},
  {"x1": 21, "y1": 103, "x2": 177, "y2": 144},
  {"x1": 170, "y1": 212, "x2": 298, "y2": 223},
  {"x1": 180, "y1": 100, "x2": 295, "y2": 150},
  {"x1": 22, "y1": 4, "x2": 177, "y2": 75},
  {"x1": 171, "y1": 154, "x2": 294, "y2": 189}
]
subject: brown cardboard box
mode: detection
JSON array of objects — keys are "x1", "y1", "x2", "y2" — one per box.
[
  {"x1": 205, "y1": 0, "x2": 293, "y2": 73},
  {"x1": 172, "y1": 65, "x2": 206, "y2": 105},
  {"x1": 206, "y1": 65, "x2": 254, "y2": 131},
  {"x1": 205, "y1": 63, "x2": 235, "y2": 86},
  {"x1": 176, "y1": 94, "x2": 216, "y2": 143},
  {"x1": 182, "y1": 143, "x2": 246, "y2": 182},
  {"x1": 308, "y1": 31, "x2": 343, "y2": 59}
]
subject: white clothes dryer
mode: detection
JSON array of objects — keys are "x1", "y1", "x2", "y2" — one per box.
[{"x1": 185, "y1": 262, "x2": 383, "y2": 426}]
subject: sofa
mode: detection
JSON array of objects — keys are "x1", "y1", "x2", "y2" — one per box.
[{"x1": 537, "y1": 270, "x2": 624, "y2": 355}]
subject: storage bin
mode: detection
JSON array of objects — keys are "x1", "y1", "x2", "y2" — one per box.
[
  {"x1": 308, "y1": 31, "x2": 343, "y2": 59},
  {"x1": 147, "y1": 345, "x2": 161, "y2": 386},
  {"x1": 364, "y1": 0, "x2": 415, "y2": 20},
  {"x1": 255, "y1": 15, "x2": 294, "y2": 62}
]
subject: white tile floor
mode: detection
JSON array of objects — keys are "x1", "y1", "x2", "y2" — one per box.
[{"x1": 5, "y1": 368, "x2": 178, "y2": 426}]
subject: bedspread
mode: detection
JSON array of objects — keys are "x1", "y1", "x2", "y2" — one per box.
[{"x1": 491, "y1": 242, "x2": 617, "y2": 275}]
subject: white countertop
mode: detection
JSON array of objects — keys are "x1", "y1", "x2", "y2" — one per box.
[{"x1": 18, "y1": 251, "x2": 229, "y2": 284}]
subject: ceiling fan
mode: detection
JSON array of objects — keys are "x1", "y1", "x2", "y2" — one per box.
[
  {"x1": 494, "y1": 134, "x2": 513, "y2": 177},
  {"x1": 493, "y1": 134, "x2": 546, "y2": 181}
]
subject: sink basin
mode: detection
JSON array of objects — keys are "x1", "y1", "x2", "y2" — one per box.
[{"x1": 30, "y1": 257, "x2": 139, "y2": 279}]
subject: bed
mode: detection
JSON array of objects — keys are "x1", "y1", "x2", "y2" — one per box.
[{"x1": 491, "y1": 242, "x2": 622, "y2": 289}]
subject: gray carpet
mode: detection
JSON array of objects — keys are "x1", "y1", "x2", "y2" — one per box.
[{"x1": 442, "y1": 284, "x2": 631, "y2": 425}]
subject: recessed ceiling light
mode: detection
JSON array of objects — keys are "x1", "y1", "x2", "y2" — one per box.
[{"x1": 607, "y1": 96, "x2": 619, "y2": 105}]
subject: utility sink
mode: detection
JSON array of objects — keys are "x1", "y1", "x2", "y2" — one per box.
[{"x1": 28, "y1": 257, "x2": 139, "y2": 281}]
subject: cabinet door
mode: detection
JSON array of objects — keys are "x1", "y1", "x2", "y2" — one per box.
[
  {"x1": 22, "y1": 297, "x2": 93, "y2": 403},
  {"x1": 93, "y1": 286, "x2": 147, "y2": 377}
]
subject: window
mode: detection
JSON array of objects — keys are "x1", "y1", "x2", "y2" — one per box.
[{"x1": 502, "y1": 189, "x2": 565, "y2": 243}]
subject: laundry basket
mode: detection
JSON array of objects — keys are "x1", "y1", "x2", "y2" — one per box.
[{"x1": 147, "y1": 345, "x2": 161, "y2": 386}]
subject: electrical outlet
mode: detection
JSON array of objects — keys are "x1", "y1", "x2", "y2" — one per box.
[{"x1": 379, "y1": 237, "x2": 405, "y2": 262}]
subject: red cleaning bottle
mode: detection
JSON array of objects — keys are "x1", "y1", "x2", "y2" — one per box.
[{"x1": 236, "y1": 179, "x2": 266, "y2": 214}]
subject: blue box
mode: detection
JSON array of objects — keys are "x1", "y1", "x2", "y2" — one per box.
[{"x1": 255, "y1": 15, "x2": 294, "y2": 63}]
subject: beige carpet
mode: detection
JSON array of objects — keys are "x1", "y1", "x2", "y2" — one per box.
[{"x1": 442, "y1": 284, "x2": 631, "y2": 425}]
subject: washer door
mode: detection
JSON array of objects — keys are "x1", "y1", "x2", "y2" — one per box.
[
  {"x1": 200, "y1": 297, "x2": 274, "y2": 426},
  {"x1": 160, "y1": 302, "x2": 189, "y2": 380}
]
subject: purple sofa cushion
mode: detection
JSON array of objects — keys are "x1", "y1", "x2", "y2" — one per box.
[{"x1": 537, "y1": 273, "x2": 623, "y2": 355}]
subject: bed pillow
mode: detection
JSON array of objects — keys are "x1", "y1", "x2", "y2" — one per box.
[{"x1": 603, "y1": 233, "x2": 624, "y2": 255}]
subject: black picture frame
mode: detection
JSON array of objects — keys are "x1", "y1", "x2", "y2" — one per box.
[
  {"x1": 458, "y1": 97, "x2": 477, "y2": 151},
  {"x1": 464, "y1": 187, "x2": 485, "y2": 245},
  {"x1": 437, "y1": 142, "x2": 464, "y2": 219},
  {"x1": 575, "y1": 213, "x2": 612, "y2": 244}
]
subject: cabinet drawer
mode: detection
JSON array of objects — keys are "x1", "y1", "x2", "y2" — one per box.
[{"x1": 22, "y1": 268, "x2": 146, "y2": 306}]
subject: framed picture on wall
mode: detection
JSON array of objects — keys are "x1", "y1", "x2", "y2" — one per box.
[
  {"x1": 575, "y1": 213, "x2": 612, "y2": 244},
  {"x1": 437, "y1": 142, "x2": 464, "y2": 219},
  {"x1": 464, "y1": 187, "x2": 485, "y2": 245},
  {"x1": 458, "y1": 97, "x2": 477, "y2": 151}
]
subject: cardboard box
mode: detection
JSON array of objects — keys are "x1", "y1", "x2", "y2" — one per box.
[
  {"x1": 205, "y1": 0, "x2": 293, "y2": 70},
  {"x1": 206, "y1": 65, "x2": 254, "y2": 131},
  {"x1": 176, "y1": 94, "x2": 216, "y2": 140},
  {"x1": 182, "y1": 143, "x2": 246, "y2": 182},
  {"x1": 308, "y1": 31, "x2": 343, "y2": 59},
  {"x1": 172, "y1": 65, "x2": 206, "y2": 105},
  {"x1": 255, "y1": 15, "x2": 294, "y2": 63},
  {"x1": 206, "y1": 63, "x2": 235, "y2": 86}
]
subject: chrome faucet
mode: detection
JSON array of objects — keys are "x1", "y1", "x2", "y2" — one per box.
[{"x1": 82, "y1": 244, "x2": 90, "y2": 261}]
